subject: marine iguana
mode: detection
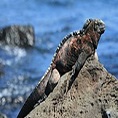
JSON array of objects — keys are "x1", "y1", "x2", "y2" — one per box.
[{"x1": 17, "y1": 19, "x2": 105, "y2": 118}]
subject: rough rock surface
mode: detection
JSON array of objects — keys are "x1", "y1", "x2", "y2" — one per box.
[
  {"x1": 26, "y1": 55, "x2": 118, "y2": 118},
  {"x1": 0, "y1": 25, "x2": 35, "y2": 47}
]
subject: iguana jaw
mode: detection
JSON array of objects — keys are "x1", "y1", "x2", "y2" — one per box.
[{"x1": 93, "y1": 19, "x2": 105, "y2": 49}]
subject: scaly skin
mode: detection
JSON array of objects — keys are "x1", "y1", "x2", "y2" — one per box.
[{"x1": 17, "y1": 19, "x2": 105, "y2": 118}]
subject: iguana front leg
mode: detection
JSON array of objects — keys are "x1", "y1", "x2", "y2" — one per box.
[{"x1": 67, "y1": 51, "x2": 93, "y2": 91}]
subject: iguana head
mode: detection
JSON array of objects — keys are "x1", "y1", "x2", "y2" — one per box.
[{"x1": 82, "y1": 19, "x2": 105, "y2": 49}]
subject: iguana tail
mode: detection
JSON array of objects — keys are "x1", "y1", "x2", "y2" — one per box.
[{"x1": 17, "y1": 68, "x2": 52, "y2": 118}]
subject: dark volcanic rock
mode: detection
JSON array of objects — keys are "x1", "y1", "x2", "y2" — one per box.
[
  {"x1": 0, "y1": 25, "x2": 35, "y2": 47},
  {"x1": 25, "y1": 55, "x2": 118, "y2": 118}
]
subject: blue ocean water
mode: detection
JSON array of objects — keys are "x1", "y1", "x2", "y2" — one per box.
[{"x1": 0, "y1": 0, "x2": 118, "y2": 117}]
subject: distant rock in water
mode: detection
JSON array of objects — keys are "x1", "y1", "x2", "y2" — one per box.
[
  {"x1": 26, "y1": 55, "x2": 118, "y2": 118},
  {"x1": 0, "y1": 25, "x2": 35, "y2": 47}
]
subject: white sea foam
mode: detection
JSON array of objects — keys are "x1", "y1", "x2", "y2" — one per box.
[{"x1": 0, "y1": 45, "x2": 27, "y2": 65}]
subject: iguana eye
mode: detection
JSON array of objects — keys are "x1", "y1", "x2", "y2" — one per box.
[{"x1": 83, "y1": 19, "x2": 92, "y2": 29}]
